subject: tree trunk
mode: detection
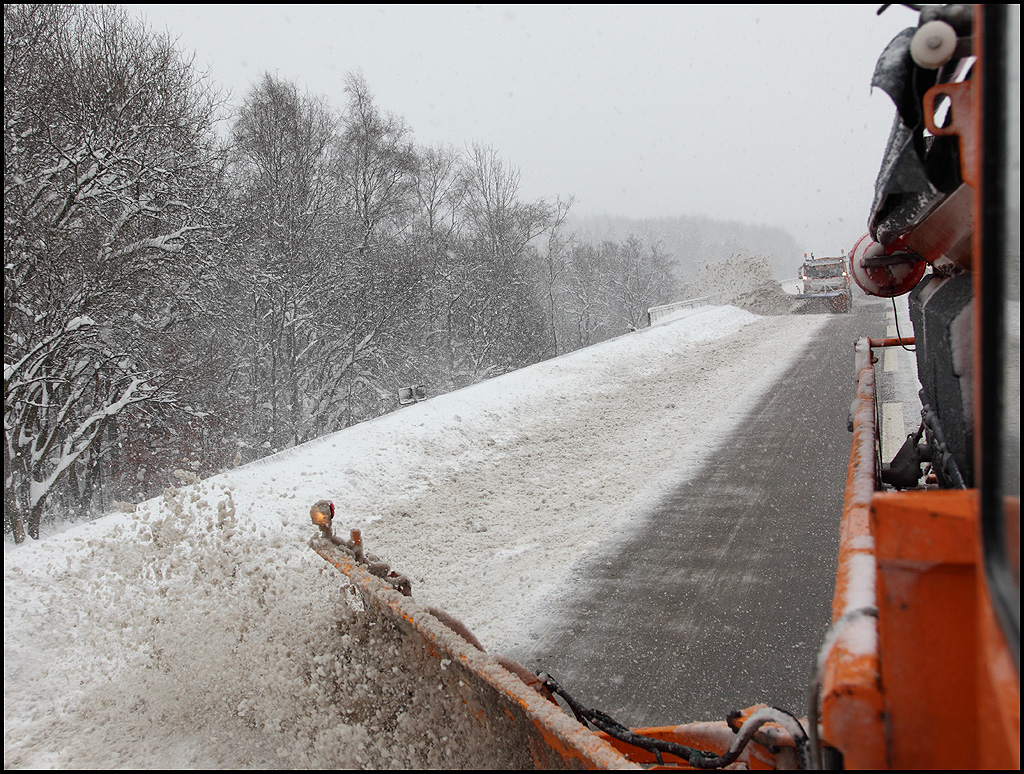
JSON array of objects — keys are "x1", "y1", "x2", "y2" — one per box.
[{"x1": 6, "y1": 490, "x2": 26, "y2": 544}]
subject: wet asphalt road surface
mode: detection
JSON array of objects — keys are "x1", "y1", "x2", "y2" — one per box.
[{"x1": 511, "y1": 298, "x2": 892, "y2": 727}]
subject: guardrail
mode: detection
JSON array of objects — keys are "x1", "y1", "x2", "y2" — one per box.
[{"x1": 647, "y1": 296, "x2": 714, "y2": 326}]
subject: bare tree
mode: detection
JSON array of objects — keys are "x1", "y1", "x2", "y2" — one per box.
[
  {"x1": 605, "y1": 235, "x2": 674, "y2": 331},
  {"x1": 309, "y1": 73, "x2": 424, "y2": 423},
  {"x1": 4, "y1": 4, "x2": 223, "y2": 539},
  {"x1": 458, "y1": 144, "x2": 570, "y2": 378},
  {"x1": 228, "y1": 73, "x2": 339, "y2": 450},
  {"x1": 414, "y1": 144, "x2": 466, "y2": 246},
  {"x1": 562, "y1": 241, "x2": 611, "y2": 348},
  {"x1": 534, "y1": 222, "x2": 576, "y2": 357},
  {"x1": 400, "y1": 144, "x2": 466, "y2": 387},
  {"x1": 336, "y1": 72, "x2": 418, "y2": 251},
  {"x1": 4, "y1": 318, "x2": 175, "y2": 541}
]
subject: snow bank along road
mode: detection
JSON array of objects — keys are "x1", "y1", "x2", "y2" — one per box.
[{"x1": 5, "y1": 306, "x2": 829, "y2": 768}]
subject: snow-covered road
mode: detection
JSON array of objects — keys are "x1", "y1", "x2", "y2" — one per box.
[
  {"x1": 4, "y1": 306, "x2": 828, "y2": 768},
  {"x1": 358, "y1": 307, "x2": 829, "y2": 649}
]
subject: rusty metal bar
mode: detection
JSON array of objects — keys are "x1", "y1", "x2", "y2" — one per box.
[{"x1": 868, "y1": 336, "x2": 916, "y2": 349}]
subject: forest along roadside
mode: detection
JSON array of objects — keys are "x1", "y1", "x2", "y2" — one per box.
[
  {"x1": 361, "y1": 310, "x2": 830, "y2": 651},
  {"x1": 508, "y1": 298, "x2": 892, "y2": 727}
]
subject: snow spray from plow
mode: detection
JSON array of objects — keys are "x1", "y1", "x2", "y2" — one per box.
[{"x1": 309, "y1": 501, "x2": 811, "y2": 770}]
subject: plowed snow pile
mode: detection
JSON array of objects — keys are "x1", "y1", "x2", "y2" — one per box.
[
  {"x1": 683, "y1": 254, "x2": 797, "y2": 315},
  {"x1": 4, "y1": 306, "x2": 828, "y2": 768}
]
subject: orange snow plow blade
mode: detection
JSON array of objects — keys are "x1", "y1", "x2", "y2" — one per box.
[
  {"x1": 311, "y1": 529, "x2": 809, "y2": 770},
  {"x1": 309, "y1": 533, "x2": 637, "y2": 770}
]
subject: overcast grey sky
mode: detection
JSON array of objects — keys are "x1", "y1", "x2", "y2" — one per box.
[{"x1": 126, "y1": 4, "x2": 914, "y2": 258}]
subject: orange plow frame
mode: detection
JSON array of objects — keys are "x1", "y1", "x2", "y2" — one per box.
[{"x1": 821, "y1": 336, "x2": 1020, "y2": 769}]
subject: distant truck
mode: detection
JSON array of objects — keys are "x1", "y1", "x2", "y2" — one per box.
[{"x1": 796, "y1": 252, "x2": 852, "y2": 312}]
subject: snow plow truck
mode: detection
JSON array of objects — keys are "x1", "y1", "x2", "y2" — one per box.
[
  {"x1": 796, "y1": 254, "x2": 852, "y2": 313},
  {"x1": 312, "y1": 5, "x2": 1019, "y2": 768}
]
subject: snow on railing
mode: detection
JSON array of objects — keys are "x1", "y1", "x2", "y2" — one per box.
[{"x1": 646, "y1": 296, "x2": 714, "y2": 326}]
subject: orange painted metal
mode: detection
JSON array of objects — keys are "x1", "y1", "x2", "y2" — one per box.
[
  {"x1": 924, "y1": 79, "x2": 979, "y2": 189},
  {"x1": 870, "y1": 491, "x2": 1019, "y2": 769},
  {"x1": 312, "y1": 531, "x2": 817, "y2": 770},
  {"x1": 820, "y1": 337, "x2": 887, "y2": 769},
  {"x1": 822, "y1": 347, "x2": 1020, "y2": 768},
  {"x1": 898, "y1": 183, "x2": 975, "y2": 273},
  {"x1": 873, "y1": 490, "x2": 980, "y2": 768}
]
